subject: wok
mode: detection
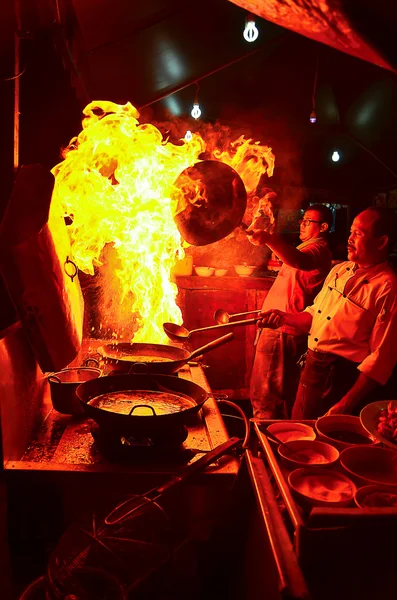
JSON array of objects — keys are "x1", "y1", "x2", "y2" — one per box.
[
  {"x1": 172, "y1": 160, "x2": 247, "y2": 246},
  {"x1": 76, "y1": 373, "x2": 210, "y2": 437},
  {"x1": 97, "y1": 332, "x2": 233, "y2": 374}
]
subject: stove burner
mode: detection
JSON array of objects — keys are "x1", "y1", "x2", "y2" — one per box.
[{"x1": 90, "y1": 422, "x2": 191, "y2": 463}]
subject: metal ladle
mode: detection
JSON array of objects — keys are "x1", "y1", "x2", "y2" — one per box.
[
  {"x1": 163, "y1": 317, "x2": 260, "y2": 342},
  {"x1": 214, "y1": 308, "x2": 261, "y2": 325}
]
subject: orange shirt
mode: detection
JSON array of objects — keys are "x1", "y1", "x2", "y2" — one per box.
[
  {"x1": 305, "y1": 261, "x2": 397, "y2": 385},
  {"x1": 262, "y1": 238, "x2": 332, "y2": 335}
]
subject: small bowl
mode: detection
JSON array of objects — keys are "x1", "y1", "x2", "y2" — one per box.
[
  {"x1": 194, "y1": 266, "x2": 215, "y2": 277},
  {"x1": 214, "y1": 268, "x2": 228, "y2": 277},
  {"x1": 288, "y1": 467, "x2": 356, "y2": 507},
  {"x1": 266, "y1": 422, "x2": 316, "y2": 443},
  {"x1": 234, "y1": 265, "x2": 256, "y2": 277},
  {"x1": 354, "y1": 484, "x2": 397, "y2": 508},
  {"x1": 278, "y1": 439, "x2": 339, "y2": 469},
  {"x1": 340, "y1": 446, "x2": 397, "y2": 487},
  {"x1": 315, "y1": 415, "x2": 376, "y2": 451}
]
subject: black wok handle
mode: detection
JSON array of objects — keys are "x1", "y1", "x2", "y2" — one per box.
[
  {"x1": 104, "y1": 437, "x2": 241, "y2": 525},
  {"x1": 156, "y1": 436, "x2": 241, "y2": 495},
  {"x1": 189, "y1": 332, "x2": 234, "y2": 361}
]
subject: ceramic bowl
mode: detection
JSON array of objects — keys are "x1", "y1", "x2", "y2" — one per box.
[
  {"x1": 288, "y1": 467, "x2": 356, "y2": 507},
  {"x1": 234, "y1": 265, "x2": 256, "y2": 277},
  {"x1": 315, "y1": 415, "x2": 376, "y2": 451},
  {"x1": 214, "y1": 268, "x2": 228, "y2": 277},
  {"x1": 354, "y1": 484, "x2": 397, "y2": 508},
  {"x1": 266, "y1": 422, "x2": 316, "y2": 443},
  {"x1": 278, "y1": 439, "x2": 339, "y2": 469},
  {"x1": 194, "y1": 266, "x2": 215, "y2": 277},
  {"x1": 339, "y1": 446, "x2": 397, "y2": 487}
]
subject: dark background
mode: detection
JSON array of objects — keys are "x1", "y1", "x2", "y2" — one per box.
[{"x1": 1, "y1": 0, "x2": 397, "y2": 220}]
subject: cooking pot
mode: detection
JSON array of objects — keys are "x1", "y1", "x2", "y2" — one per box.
[
  {"x1": 48, "y1": 358, "x2": 101, "y2": 415},
  {"x1": 97, "y1": 332, "x2": 233, "y2": 374},
  {"x1": 76, "y1": 373, "x2": 209, "y2": 437}
]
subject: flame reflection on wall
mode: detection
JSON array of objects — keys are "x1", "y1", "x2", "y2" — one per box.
[{"x1": 49, "y1": 100, "x2": 274, "y2": 343}]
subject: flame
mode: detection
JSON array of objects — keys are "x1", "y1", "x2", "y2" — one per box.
[{"x1": 49, "y1": 101, "x2": 274, "y2": 343}]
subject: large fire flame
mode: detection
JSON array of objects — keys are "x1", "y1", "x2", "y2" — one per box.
[{"x1": 49, "y1": 101, "x2": 274, "y2": 344}]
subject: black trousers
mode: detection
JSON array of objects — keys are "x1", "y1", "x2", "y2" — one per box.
[{"x1": 291, "y1": 349, "x2": 362, "y2": 419}]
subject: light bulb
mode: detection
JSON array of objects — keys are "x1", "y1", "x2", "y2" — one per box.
[
  {"x1": 331, "y1": 150, "x2": 340, "y2": 162},
  {"x1": 243, "y1": 19, "x2": 259, "y2": 43},
  {"x1": 309, "y1": 110, "x2": 317, "y2": 124},
  {"x1": 185, "y1": 130, "x2": 192, "y2": 142},
  {"x1": 191, "y1": 103, "x2": 201, "y2": 119}
]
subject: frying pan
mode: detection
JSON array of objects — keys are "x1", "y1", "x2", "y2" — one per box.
[
  {"x1": 76, "y1": 373, "x2": 210, "y2": 437},
  {"x1": 172, "y1": 160, "x2": 247, "y2": 246},
  {"x1": 97, "y1": 332, "x2": 234, "y2": 374}
]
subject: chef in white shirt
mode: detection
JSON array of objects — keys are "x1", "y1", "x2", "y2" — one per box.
[{"x1": 257, "y1": 206, "x2": 397, "y2": 418}]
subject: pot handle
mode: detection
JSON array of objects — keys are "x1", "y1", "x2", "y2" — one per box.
[
  {"x1": 189, "y1": 332, "x2": 234, "y2": 361},
  {"x1": 84, "y1": 357, "x2": 99, "y2": 368},
  {"x1": 128, "y1": 405, "x2": 157, "y2": 417},
  {"x1": 128, "y1": 363, "x2": 150, "y2": 375},
  {"x1": 47, "y1": 374, "x2": 61, "y2": 384}
]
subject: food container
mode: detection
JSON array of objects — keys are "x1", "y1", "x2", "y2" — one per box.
[
  {"x1": 194, "y1": 266, "x2": 215, "y2": 277},
  {"x1": 171, "y1": 255, "x2": 193, "y2": 276},
  {"x1": 339, "y1": 446, "x2": 397, "y2": 487},
  {"x1": 234, "y1": 265, "x2": 256, "y2": 277},
  {"x1": 266, "y1": 421, "x2": 316, "y2": 443},
  {"x1": 214, "y1": 268, "x2": 228, "y2": 277},
  {"x1": 354, "y1": 484, "x2": 397, "y2": 508},
  {"x1": 288, "y1": 467, "x2": 356, "y2": 508},
  {"x1": 48, "y1": 359, "x2": 101, "y2": 415},
  {"x1": 278, "y1": 439, "x2": 339, "y2": 469},
  {"x1": 315, "y1": 415, "x2": 376, "y2": 451}
]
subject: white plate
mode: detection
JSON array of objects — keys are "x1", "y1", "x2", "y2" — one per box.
[{"x1": 360, "y1": 400, "x2": 397, "y2": 451}]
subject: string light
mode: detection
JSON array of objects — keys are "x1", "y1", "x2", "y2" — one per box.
[
  {"x1": 185, "y1": 130, "x2": 193, "y2": 142},
  {"x1": 243, "y1": 15, "x2": 259, "y2": 42},
  {"x1": 331, "y1": 150, "x2": 340, "y2": 162},
  {"x1": 191, "y1": 82, "x2": 201, "y2": 120}
]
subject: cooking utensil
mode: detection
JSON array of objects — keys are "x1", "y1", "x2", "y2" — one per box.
[
  {"x1": 97, "y1": 332, "x2": 234, "y2": 374},
  {"x1": 277, "y1": 439, "x2": 339, "y2": 468},
  {"x1": 163, "y1": 318, "x2": 259, "y2": 342},
  {"x1": 339, "y1": 446, "x2": 397, "y2": 487},
  {"x1": 105, "y1": 436, "x2": 241, "y2": 525},
  {"x1": 171, "y1": 160, "x2": 247, "y2": 246},
  {"x1": 76, "y1": 373, "x2": 209, "y2": 436},
  {"x1": 214, "y1": 308, "x2": 261, "y2": 324},
  {"x1": 360, "y1": 400, "x2": 397, "y2": 451},
  {"x1": 288, "y1": 468, "x2": 356, "y2": 507},
  {"x1": 48, "y1": 358, "x2": 101, "y2": 415}
]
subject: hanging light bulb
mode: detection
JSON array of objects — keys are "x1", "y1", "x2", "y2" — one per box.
[
  {"x1": 185, "y1": 130, "x2": 193, "y2": 142},
  {"x1": 191, "y1": 82, "x2": 201, "y2": 120},
  {"x1": 331, "y1": 150, "x2": 340, "y2": 162},
  {"x1": 309, "y1": 110, "x2": 317, "y2": 124},
  {"x1": 243, "y1": 15, "x2": 259, "y2": 42},
  {"x1": 191, "y1": 103, "x2": 201, "y2": 119}
]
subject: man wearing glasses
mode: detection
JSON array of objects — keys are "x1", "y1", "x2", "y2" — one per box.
[
  {"x1": 257, "y1": 207, "x2": 397, "y2": 418},
  {"x1": 247, "y1": 204, "x2": 333, "y2": 419}
]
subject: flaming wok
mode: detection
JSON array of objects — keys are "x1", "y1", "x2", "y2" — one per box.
[{"x1": 97, "y1": 332, "x2": 233, "y2": 374}]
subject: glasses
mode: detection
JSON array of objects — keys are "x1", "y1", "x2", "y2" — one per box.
[{"x1": 298, "y1": 218, "x2": 323, "y2": 227}]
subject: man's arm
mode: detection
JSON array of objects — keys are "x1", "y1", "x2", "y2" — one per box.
[
  {"x1": 247, "y1": 230, "x2": 321, "y2": 270},
  {"x1": 326, "y1": 373, "x2": 379, "y2": 416},
  {"x1": 258, "y1": 308, "x2": 313, "y2": 333}
]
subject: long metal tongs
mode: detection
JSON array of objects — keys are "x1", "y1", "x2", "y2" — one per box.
[{"x1": 104, "y1": 437, "x2": 241, "y2": 526}]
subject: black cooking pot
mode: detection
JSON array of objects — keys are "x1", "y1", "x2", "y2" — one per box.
[{"x1": 76, "y1": 373, "x2": 208, "y2": 437}]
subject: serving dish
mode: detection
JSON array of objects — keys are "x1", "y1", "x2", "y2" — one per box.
[
  {"x1": 360, "y1": 400, "x2": 397, "y2": 450},
  {"x1": 266, "y1": 421, "x2": 316, "y2": 443},
  {"x1": 194, "y1": 266, "x2": 215, "y2": 277},
  {"x1": 278, "y1": 439, "x2": 339, "y2": 469},
  {"x1": 234, "y1": 264, "x2": 255, "y2": 277},
  {"x1": 339, "y1": 445, "x2": 397, "y2": 487},
  {"x1": 288, "y1": 467, "x2": 356, "y2": 507},
  {"x1": 315, "y1": 414, "x2": 376, "y2": 451}
]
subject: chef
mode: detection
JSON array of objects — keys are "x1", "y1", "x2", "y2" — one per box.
[
  {"x1": 247, "y1": 203, "x2": 333, "y2": 419},
  {"x1": 257, "y1": 206, "x2": 397, "y2": 418}
]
